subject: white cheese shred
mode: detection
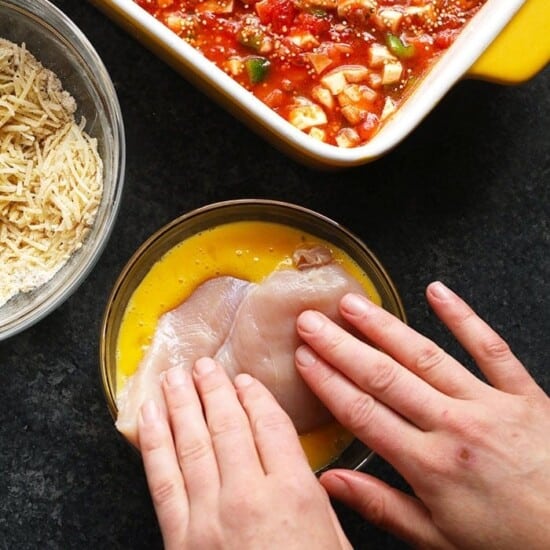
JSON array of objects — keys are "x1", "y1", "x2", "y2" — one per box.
[{"x1": 0, "y1": 38, "x2": 104, "y2": 307}]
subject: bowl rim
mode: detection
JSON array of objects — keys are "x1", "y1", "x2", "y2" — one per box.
[
  {"x1": 0, "y1": 0, "x2": 126, "y2": 340},
  {"x1": 99, "y1": 199, "x2": 407, "y2": 469}
]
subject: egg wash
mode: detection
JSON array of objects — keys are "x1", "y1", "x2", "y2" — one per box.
[{"x1": 116, "y1": 220, "x2": 381, "y2": 470}]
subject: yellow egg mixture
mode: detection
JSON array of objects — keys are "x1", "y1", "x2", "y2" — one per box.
[{"x1": 117, "y1": 220, "x2": 381, "y2": 470}]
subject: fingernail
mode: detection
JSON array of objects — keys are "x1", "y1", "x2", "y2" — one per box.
[
  {"x1": 321, "y1": 472, "x2": 351, "y2": 495},
  {"x1": 234, "y1": 373, "x2": 254, "y2": 388},
  {"x1": 194, "y1": 357, "x2": 216, "y2": 376},
  {"x1": 141, "y1": 399, "x2": 159, "y2": 424},
  {"x1": 295, "y1": 345, "x2": 318, "y2": 368},
  {"x1": 340, "y1": 293, "x2": 372, "y2": 316},
  {"x1": 429, "y1": 281, "x2": 454, "y2": 301},
  {"x1": 165, "y1": 366, "x2": 187, "y2": 387},
  {"x1": 297, "y1": 310, "x2": 324, "y2": 333}
]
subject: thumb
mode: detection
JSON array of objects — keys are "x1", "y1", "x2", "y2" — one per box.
[{"x1": 320, "y1": 469, "x2": 451, "y2": 549}]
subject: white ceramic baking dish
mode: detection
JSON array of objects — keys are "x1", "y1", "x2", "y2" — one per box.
[{"x1": 91, "y1": 0, "x2": 548, "y2": 168}]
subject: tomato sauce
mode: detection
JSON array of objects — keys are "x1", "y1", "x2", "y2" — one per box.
[{"x1": 135, "y1": 0, "x2": 486, "y2": 147}]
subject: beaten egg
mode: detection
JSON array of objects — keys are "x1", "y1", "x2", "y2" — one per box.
[{"x1": 116, "y1": 220, "x2": 381, "y2": 471}]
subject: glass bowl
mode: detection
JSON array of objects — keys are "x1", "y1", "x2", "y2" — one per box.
[
  {"x1": 0, "y1": 0, "x2": 125, "y2": 340},
  {"x1": 100, "y1": 199, "x2": 406, "y2": 472}
]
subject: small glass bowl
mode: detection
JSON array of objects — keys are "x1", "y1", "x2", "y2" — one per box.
[
  {"x1": 0, "y1": 0, "x2": 125, "y2": 340},
  {"x1": 100, "y1": 200, "x2": 406, "y2": 472}
]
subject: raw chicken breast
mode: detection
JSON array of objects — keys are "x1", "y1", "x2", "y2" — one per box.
[
  {"x1": 215, "y1": 264, "x2": 365, "y2": 433},
  {"x1": 117, "y1": 259, "x2": 367, "y2": 446},
  {"x1": 116, "y1": 276, "x2": 251, "y2": 446}
]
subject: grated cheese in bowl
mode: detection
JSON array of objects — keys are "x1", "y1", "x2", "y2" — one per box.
[{"x1": 0, "y1": 38, "x2": 103, "y2": 308}]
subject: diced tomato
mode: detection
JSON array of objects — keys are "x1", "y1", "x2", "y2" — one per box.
[
  {"x1": 263, "y1": 88, "x2": 285, "y2": 108},
  {"x1": 255, "y1": 0, "x2": 271, "y2": 22},
  {"x1": 255, "y1": 0, "x2": 296, "y2": 34},
  {"x1": 196, "y1": 10, "x2": 217, "y2": 27},
  {"x1": 357, "y1": 113, "x2": 379, "y2": 141},
  {"x1": 434, "y1": 28, "x2": 459, "y2": 49},
  {"x1": 294, "y1": 12, "x2": 331, "y2": 36}
]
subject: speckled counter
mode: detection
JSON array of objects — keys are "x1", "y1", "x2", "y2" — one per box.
[{"x1": 0, "y1": 2, "x2": 548, "y2": 548}]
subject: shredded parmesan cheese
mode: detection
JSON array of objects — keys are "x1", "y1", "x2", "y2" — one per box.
[{"x1": 0, "y1": 38, "x2": 103, "y2": 307}]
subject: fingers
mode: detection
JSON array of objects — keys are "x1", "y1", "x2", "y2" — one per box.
[
  {"x1": 296, "y1": 311, "x2": 451, "y2": 430},
  {"x1": 234, "y1": 373, "x2": 311, "y2": 475},
  {"x1": 426, "y1": 282, "x2": 538, "y2": 395},
  {"x1": 162, "y1": 366, "x2": 220, "y2": 503},
  {"x1": 192, "y1": 358, "x2": 264, "y2": 485},
  {"x1": 163, "y1": 359, "x2": 306, "y2": 495},
  {"x1": 339, "y1": 293, "x2": 486, "y2": 399},
  {"x1": 320, "y1": 470, "x2": 451, "y2": 549},
  {"x1": 295, "y1": 345, "x2": 424, "y2": 473},
  {"x1": 138, "y1": 399, "x2": 188, "y2": 544}
]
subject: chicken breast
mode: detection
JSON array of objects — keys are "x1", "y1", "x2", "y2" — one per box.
[
  {"x1": 116, "y1": 276, "x2": 251, "y2": 447},
  {"x1": 214, "y1": 264, "x2": 365, "y2": 433},
  {"x1": 117, "y1": 261, "x2": 367, "y2": 445}
]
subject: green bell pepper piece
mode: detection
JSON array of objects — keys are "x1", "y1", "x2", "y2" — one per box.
[
  {"x1": 386, "y1": 33, "x2": 416, "y2": 59},
  {"x1": 245, "y1": 57, "x2": 270, "y2": 85}
]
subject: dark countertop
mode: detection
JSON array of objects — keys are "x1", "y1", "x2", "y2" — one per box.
[{"x1": 1, "y1": 1, "x2": 548, "y2": 548}]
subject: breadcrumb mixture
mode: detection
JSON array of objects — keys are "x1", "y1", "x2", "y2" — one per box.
[{"x1": 0, "y1": 38, "x2": 103, "y2": 307}]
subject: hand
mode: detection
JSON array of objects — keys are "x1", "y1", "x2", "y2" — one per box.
[
  {"x1": 295, "y1": 282, "x2": 550, "y2": 550},
  {"x1": 137, "y1": 357, "x2": 351, "y2": 550}
]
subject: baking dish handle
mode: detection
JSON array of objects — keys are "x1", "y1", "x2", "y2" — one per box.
[{"x1": 467, "y1": 0, "x2": 550, "y2": 84}]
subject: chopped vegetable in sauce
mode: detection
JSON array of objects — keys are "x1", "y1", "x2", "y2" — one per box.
[{"x1": 134, "y1": 0, "x2": 487, "y2": 147}]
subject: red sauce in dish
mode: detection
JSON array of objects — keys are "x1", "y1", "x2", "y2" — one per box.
[{"x1": 135, "y1": 0, "x2": 486, "y2": 147}]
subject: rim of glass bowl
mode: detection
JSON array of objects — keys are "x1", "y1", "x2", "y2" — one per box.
[
  {"x1": 0, "y1": 0, "x2": 126, "y2": 339},
  {"x1": 100, "y1": 199, "x2": 406, "y2": 472}
]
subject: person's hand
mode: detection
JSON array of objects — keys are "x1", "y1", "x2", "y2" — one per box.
[
  {"x1": 137, "y1": 357, "x2": 351, "y2": 550},
  {"x1": 295, "y1": 281, "x2": 550, "y2": 550}
]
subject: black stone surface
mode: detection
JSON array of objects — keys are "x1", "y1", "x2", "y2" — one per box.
[{"x1": 0, "y1": 1, "x2": 548, "y2": 548}]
